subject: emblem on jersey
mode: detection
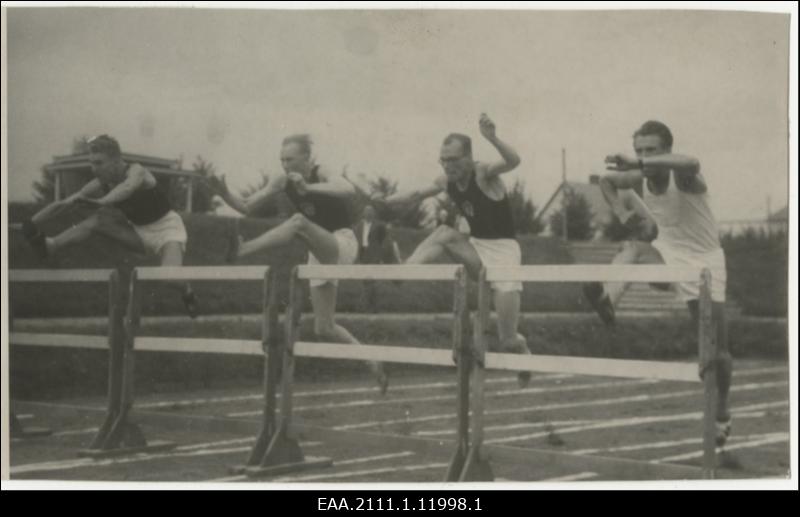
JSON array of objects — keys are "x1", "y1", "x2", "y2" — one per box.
[
  {"x1": 301, "y1": 203, "x2": 316, "y2": 217},
  {"x1": 461, "y1": 201, "x2": 475, "y2": 218}
]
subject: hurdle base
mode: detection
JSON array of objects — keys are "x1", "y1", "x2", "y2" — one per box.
[
  {"x1": 459, "y1": 446, "x2": 494, "y2": 482},
  {"x1": 11, "y1": 426, "x2": 53, "y2": 439},
  {"x1": 77, "y1": 440, "x2": 177, "y2": 458},
  {"x1": 245, "y1": 456, "x2": 333, "y2": 479},
  {"x1": 10, "y1": 412, "x2": 53, "y2": 439},
  {"x1": 445, "y1": 444, "x2": 467, "y2": 482}
]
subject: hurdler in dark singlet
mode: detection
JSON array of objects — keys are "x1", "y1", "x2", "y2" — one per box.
[
  {"x1": 104, "y1": 165, "x2": 172, "y2": 226},
  {"x1": 446, "y1": 168, "x2": 515, "y2": 239},
  {"x1": 284, "y1": 165, "x2": 352, "y2": 232}
]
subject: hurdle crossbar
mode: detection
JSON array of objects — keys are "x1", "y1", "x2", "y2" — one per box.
[
  {"x1": 10, "y1": 332, "x2": 108, "y2": 350},
  {"x1": 135, "y1": 337, "x2": 263, "y2": 356},
  {"x1": 294, "y1": 341, "x2": 455, "y2": 366},
  {"x1": 9, "y1": 269, "x2": 115, "y2": 283},
  {"x1": 486, "y1": 265, "x2": 703, "y2": 283},
  {"x1": 298, "y1": 264, "x2": 462, "y2": 281},
  {"x1": 135, "y1": 266, "x2": 270, "y2": 281},
  {"x1": 484, "y1": 352, "x2": 698, "y2": 382}
]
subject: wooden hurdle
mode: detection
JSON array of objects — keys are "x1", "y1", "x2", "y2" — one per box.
[
  {"x1": 244, "y1": 264, "x2": 466, "y2": 479},
  {"x1": 461, "y1": 264, "x2": 717, "y2": 481},
  {"x1": 7, "y1": 269, "x2": 145, "y2": 452},
  {"x1": 107, "y1": 266, "x2": 274, "y2": 463}
]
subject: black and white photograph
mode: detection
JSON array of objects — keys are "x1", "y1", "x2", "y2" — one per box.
[{"x1": 2, "y1": 2, "x2": 796, "y2": 490}]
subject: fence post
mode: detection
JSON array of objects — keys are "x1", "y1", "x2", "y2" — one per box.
[{"x1": 699, "y1": 268, "x2": 717, "y2": 479}]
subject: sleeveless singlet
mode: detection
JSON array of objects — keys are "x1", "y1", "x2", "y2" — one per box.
[
  {"x1": 106, "y1": 164, "x2": 171, "y2": 226},
  {"x1": 284, "y1": 166, "x2": 352, "y2": 232},
  {"x1": 446, "y1": 167, "x2": 515, "y2": 239}
]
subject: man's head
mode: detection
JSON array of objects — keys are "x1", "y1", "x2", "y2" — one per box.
[
  {"x1": 87, "y1": 135, "x2": 124, "y2": 181},
  {"x1": 439, "y1": 133, "x2": 474, "y2": 183},
  {"x1": 280, "y1": 134, "x2": 315, "y2": 175},
  {"x1": 363, "y1": 204, "x2": 376, "y2": 222},
  {"x1": 633, "y1": 121, "x2": 673, "y2": 158}
]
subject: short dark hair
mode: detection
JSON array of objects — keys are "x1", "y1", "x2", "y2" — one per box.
[
  {"x1": 442, "y1": 133, "x2": 472, "y2": 156},
  {"x1": 633, "y1": 121, "x2": 673, "y2": 150},
  {"x1": 282, "y1": 134, "x2": 313, "y2": 156},
  {"x1": 87, "y1": 134, "x2": 122, "y2": 158}
]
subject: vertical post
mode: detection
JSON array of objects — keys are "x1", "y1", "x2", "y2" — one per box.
[
  {"x1": 54, "y1": 171, "x2": 62, "y2": 201},
  {"x1": 186, "y1": 178, "x2": 194, "y2": 214},
  {"x1": 88, "y1": 269, "x2": 124, "y2": 449},
  {"x1": 471, "y1": 268, "x2": 489, "y2": 451},
  {"x1": 122, "y1": 269, "x2": 141, "y2": 414},
  {"x1": 245, "y1": 268, "x2": 278, "y2": 466},
  {"x1": 278, "y1": 266, "x2": 299, "y2": 436},
  {"x1": 561, "y1": 148, "x2": 568, "y2": 241},
  {"x1": 454, "y1": 267, "x2": 469, "y2": 444},
  {"x1": 445, "y1": 266, "x2": 469, "y2": 481},
  {"x1": 699, "y1": 268, "x2": 717, "y2": 479},
  {"x1": 102, "y1": 267, "x2": 142, "y2": 450}
]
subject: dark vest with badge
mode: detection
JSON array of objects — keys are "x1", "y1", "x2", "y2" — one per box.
[
  {"x1": 106, "y1": 164, "x2": 172, "y2": 226},
  {"x1": 446, "y1": 168, "x2": 515, "y2": 239},
  {"x1": 284, "y1": 166, "x2": 352, "y2": 232}
]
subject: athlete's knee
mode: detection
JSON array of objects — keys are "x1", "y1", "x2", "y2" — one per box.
[
  {"x1": 84, "y1": 211, "x2": 113, "y2": 233},
  {"x1": 284, "y1": 213, "x2": 310, "y2": 234}
]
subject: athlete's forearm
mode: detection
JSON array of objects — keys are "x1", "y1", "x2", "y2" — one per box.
[
  {"x1": 305, "y1": 181, "x2": 354, "y2": 198},
  {"x1": 642, "y1": 153, "x2": 700, "y2": 175},
  {"x1": 600, "y1": 173, "x2": 640, "y2": 221},
  {"x1": 31, "y1": 199, "x2": 71, "y2": 224},
  {"x1": 486, "y1": 135, "x2": 521, "y2": 170}
]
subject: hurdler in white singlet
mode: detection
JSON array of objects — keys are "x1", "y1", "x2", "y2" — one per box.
[{"x1": 643, "y1": 170, "x2": 726, "y2": 302}]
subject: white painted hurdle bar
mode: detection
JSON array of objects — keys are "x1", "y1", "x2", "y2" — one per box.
[
  {"x1": 462, "y1": 265, "x2": 717, "y2": 481},
  {"x1": 245, "y1": 264, "x2": 470, "y2": 480},
  {"x1": 9, "y1": 269, "x2": 117, "y2": 441},
  {"x1": 118, "y1": 266, "x2": 277, "y2": 469}
]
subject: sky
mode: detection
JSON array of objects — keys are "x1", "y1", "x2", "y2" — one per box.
[{"x1": 4, "y1": 4, "x2": 793, "y2": 221}]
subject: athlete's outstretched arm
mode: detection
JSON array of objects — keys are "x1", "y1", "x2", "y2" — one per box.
[
  {"x1": 599, "y1": 170, "x2": 643, "y2": 222},
  {"x1": 479, "y1": 113, "x2": 521, "y2": 179},
  {"x1": 605, "y1": 152, "x2": 706, "y2": 193},
  {"x1": 301, "y1": 167, "x2": 355, "y2": 198},
  {"x1": 31, "y1": 179, "x2": 104, "y2": 224},
  {"x1": 207, "y1": 173, "x2": 286, "y2": 216}
]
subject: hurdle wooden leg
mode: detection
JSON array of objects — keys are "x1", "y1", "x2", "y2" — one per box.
[
  {"x1": 699, "y1": 269, "x2": 718, "y2": 479},
  {"x1": 232, "y1": 270, "x2": 280, "y2": 473},
  {"x1": 79, "y1": 268, "x2": 175, "y2": 458},
  {"x1": 458, "y1": 268, "x2": 494, "y2": 482},
  {"x1": 246, "y1": 267, "x2": 332, "y2": 478}
]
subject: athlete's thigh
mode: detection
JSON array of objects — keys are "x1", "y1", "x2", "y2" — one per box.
[
  {"x1": 442, "y1": 232, "x2": 483, "y2": 278},
  {"x1": 159, "y1": 241, "x2": 184, "y2": 266},
  {"x1": 95, "y1": 210, "x2": 145, "y2": 253},
  {"x1": 298, "y1": 218, "x2": 340, "y2": 264},
  {"x1": 309, "y1": 282, "x2": 338, "y2": 325}
]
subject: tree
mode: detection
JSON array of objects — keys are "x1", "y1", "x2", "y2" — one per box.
[
  {"x1": 169, "y1": 156, "x2": 222, "y2": 214},
  {"x1": 508, "y1": 179, "x2": 543, "y2": 235},
  {"x1": 549, "y1": 187, "x2": 594, "y2": 240}
]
